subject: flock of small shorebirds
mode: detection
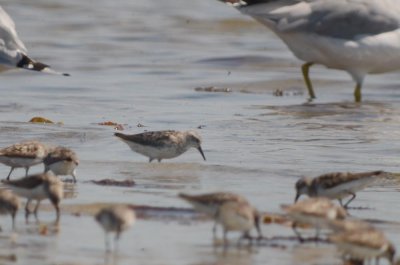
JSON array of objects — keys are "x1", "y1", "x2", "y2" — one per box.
[
  {"x1": 0, "y1": 131, "x2": 396, "y2": 265},
  {"x1": 1, "y1": 0, "x2": 400, "y2": 264}
]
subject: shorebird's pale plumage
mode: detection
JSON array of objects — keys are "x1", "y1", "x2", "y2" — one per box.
[
  {"x1": 282, "y1": 198, "x2": 347, "y2": 241},
  {"x1": 179, "y1": 192, "x2": 262, "y2": 240},
  {"x1": 0, "y1": 141, "x2": 48, "y2": 180},
  {"x1": 0, "y1": 6, "x2": 69, "y2": 76},
  {"x1": 295, "y1": 171, "x2": 384, "y2": 208},
  {"x1": 44, "y1": 146, "x2": 79, "y2": 183},
  {"x1": 95, "y1": 205, "x2": 135, "y2": 252},
  {"x1": 330, "y1": 229, "x2": 396, "y2": 264},
  {"x1": 216, "y1": 201, "x2": 257, "y2": 246},
  {"x1": 115, "y1": 130, "x2": 206, "y2": 162},
  {"x1": 2, "y1": 172, "x2": 63, "y2": 222},
  {"x1": 216, "y1": 0, "x2": 400, "y2": 102}
]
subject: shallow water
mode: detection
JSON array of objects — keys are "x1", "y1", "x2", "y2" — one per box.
[{"x1": 0, "y1": 1, "x2": 400, "y2": 265}]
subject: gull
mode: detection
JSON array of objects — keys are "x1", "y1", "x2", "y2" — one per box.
[
  {"x1": 0, "y1": 6, "x2": 69, "y2": 75},
  {"x1": 216, "y1": 0, "x2": 400, "y2": 102}
]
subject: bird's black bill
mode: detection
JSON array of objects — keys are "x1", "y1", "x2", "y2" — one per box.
[
  {"x1": 294, "y1": 193, "x2": 300, "y2": 203},
  {"x1": 197, "y1": 146, "x2": 206, "y2": 161}
]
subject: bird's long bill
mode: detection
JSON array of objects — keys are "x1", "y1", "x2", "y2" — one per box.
[
  {"x1": 294, "y1": 192, "x2": 301, "y2": 203},
  {"x1": 197, "y1": 146, "x2": 206, "y2": 161}
]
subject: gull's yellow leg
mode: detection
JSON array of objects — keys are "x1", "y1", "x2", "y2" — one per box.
[
  {"x1": 301, "y1": 62, "x2": 316, "y2": 100},
  {"x1": 354, "y1": 83, "x2": 362, "y2": 102}
]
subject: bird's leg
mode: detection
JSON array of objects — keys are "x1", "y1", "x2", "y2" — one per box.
[
  {"x1": 301, "y1": 62, "x2": 316, "y2": 100},
  {"x1": 114, "y1": 231, "x2": 121, "y2": 253},
  {"x1": 212, "y1": 220, "x2": 218, "y2": 239},
  {"x1": 223, "y1": 229, "x2": 229, "y2": 248},
  {"x1": 105, "y1": 232, "x2": 111, "y2": 253},
  {"x1": 292, "y1": 222, "x2": 304, "y2": 242},
  {"x1": 6, "y1": 167, "x2": 14, "y2": 180},
  {"x1": 25, "y1": 167, "x2": 29, "y2": 177},
  {"x1": 149, "y1": 158, "x2": 153, "y2": 163},
  {"x1": 33, "y1": 200, "x2": 41, "y2": 221},
  {"x1": 344, "y1": 192, "x2": 356, "y2": 209},
  {"x1": 354, "y1": 82, "x2": 362, "y2": 103},
  {"x1": 11, "y1": 211, "x2": 16, "y2": 231},
  {"x1": 25, "y1": 199, "x2": 32, "y2": 223}
]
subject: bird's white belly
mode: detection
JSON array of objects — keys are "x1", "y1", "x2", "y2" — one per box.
[
  {"x1": 47, "y1": 161, "x2": 75, "y2": 176},
  {"x1": 316, "y1": 177, "x2": 376, "y2": 199},
  {"x1": 125, "y1": 141, "x2": 185, "y2": 160},
  {"x1": 280, "y1": 29, "x2": 400, "y2": 76},
  {"x1": 9, "y1": 185, "x2": 47, "y2": 200},
  {"x1": 0, "y1": 156, "x2": 42, "y2": 168}
]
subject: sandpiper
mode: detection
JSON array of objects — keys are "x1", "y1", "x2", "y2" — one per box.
[
  {"x1": 295, "y1": 171, "x2": 385, "y2": 208},
  {"x1": 0, "y1": 141, "x2": 48, "y2": 180},
  {"x1": 114, "y1": 130, "x2": 206, "y2": 162},
  {"x1": 329, "y1": 228, "x2": 396, "y2": 265},
  {"x1": 43, "y1": 146, "x2": 79, "y2": 183},
  {"x1": 0, "y1": 189, "x2": 19, "y2": 230},
  {"x1": 281, "y1": 198, "x2": 347, "y2": 242},
  {"x1": 216, "y1": 200, "x2": 258, "y2": 246},
  {"x1": 178, "y1": 192, "x2": 262, "y2": 239},
  {"x1": 95, "y1": 205, "x2": 136, "y2": 252},
  {"x1": 0, "y1": 6, "x2": 69, "y2": 75},
  {"x1": 2, "y1": 172, "x2": 63, "y2": 222}
]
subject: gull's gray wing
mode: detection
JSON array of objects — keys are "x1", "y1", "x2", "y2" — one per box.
[{"x1": 237, "y1": 0, "x2": 400, "y2": 40}]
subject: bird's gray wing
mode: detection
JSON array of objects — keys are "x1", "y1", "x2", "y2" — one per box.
[{"x1": 238, "y1": 0, "x2": 400, "y2": 40}]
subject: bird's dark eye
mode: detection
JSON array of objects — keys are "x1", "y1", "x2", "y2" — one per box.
[{"x1": 66, "y1": 157, "x2": 73, "y2": 162}]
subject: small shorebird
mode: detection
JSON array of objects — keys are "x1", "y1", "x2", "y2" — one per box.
[
  {"x1": 282, "y1": 198, "x2": 347, "y2": 242},
  {"x1": 43, "y1": 146, "x2": 79, "y2": 183},
  {"x1": 95, "y1": 205, "x2": 135, "y2": 252},
  {"x1": 295, "y1": 171, "x2": 384, "y2": 208},
  {"x1": 0, "y1": 189, "x2": 19, "y2": 230},
  {"x1": 0, "y1": 6, "x2": 69, "y2": 75},
  {"x1": 2, "y1": 172, "x2": 63, "y2": 222},
  {"x1": 329, "y1": 228, "x2": 396, "y2": 265},
  {"x1": 115, "y1": 130, "x2": 206, "y2": 162},
  {"x1": 216, "y1": 200, "x2": 258, "y2": 246},
  {"x1": 0, "y1": 141, "x2": 48, "y2": 180},
  {"x1": 178, "y1": 192, "x2": 262, "y2": 239},
  {"x1": 215, "y1": 0, "x2": 400, "y2": 102}
]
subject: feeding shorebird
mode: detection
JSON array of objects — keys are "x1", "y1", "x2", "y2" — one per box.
[
  {"x1": 43, "y1": 146, "x2": 79, "y2": 183},
  {"x1": 2, "y1": 172, "x2": 63, "y2": 222},
  {"x1": 281, "y1": 198, "x2": 347, "y2": 242},
  {"x1": 329, "y1": 228, "x2": 396, "y2": 265},
  {"x1": 115, "y1": 130, "x2": 206, "y2": 162},
  {"x1": 178, "y1": 192, "x2": 262, "y2": 239},
  {"x1": 0, "y1": 141, "x2": 48, "y2": 180},
  {"x1": 0, "y1": 5, "x2": 69, "y2": 75},
  {"x1": 215, "y1": 0, "x2": 400, "y2": 102},
  {"x1": 216, "y1": 200, "x2": 259, "y2": 246},
  {"x1": 95, "y1": 205, "x2": 135, "y2": 252},
  {"x1": 295, "y1": 171, "x2": 384, "y2": 208},
  {"x1": 0, "y1": 189, "x2": 19, "y2": 230}
]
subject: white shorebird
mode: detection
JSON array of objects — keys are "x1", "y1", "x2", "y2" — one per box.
[
  {"x1": 216, "y1": 0, "x2": 400, "y2": 102},
  {"x1": 281, "y1": 198, "x2": 347, "y2": 242},
  {"x1": 0, "y1": 6, "x2": 69, "y2": 75},
  {"x1": 115, "y1": 130, "x2": 206, "y2": 162},
  {"x1": 95, "y1": 205, "x2": 135, "y2": 252},
  {"x1": 295, "y1": 171, "x2": 384, "y2": 208},
  {"x1": 2, "y1": 172, "x2": 63, "y2": 222},
  {"x1": 178, "y1": 192, "x2": 262, "y2": 239},
  {"x1": 0, "y1": 141, "x2": 48, "y2": 180},
  {"x1": 43, "y1": 146, "x2": 79, "y2": 183},
  {"x1": 329, "y1": 228, "x2": 396, "y2": 265}
]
